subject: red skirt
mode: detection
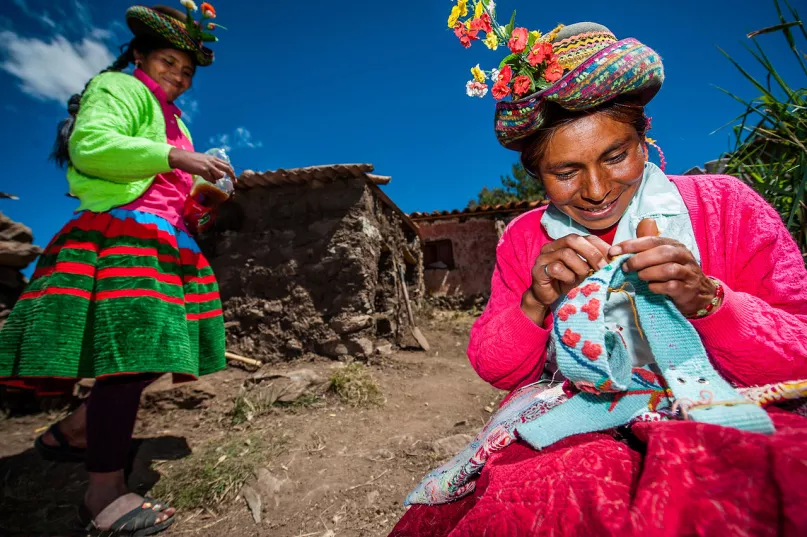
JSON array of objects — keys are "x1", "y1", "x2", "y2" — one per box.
[{"x1": 390, "y1": 408, "x2": 807, "y2": 537}]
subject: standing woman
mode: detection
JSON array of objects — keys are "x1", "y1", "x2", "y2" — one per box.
[{"x1": 0, "y1": 2, "x2": 233, "y2": 534}]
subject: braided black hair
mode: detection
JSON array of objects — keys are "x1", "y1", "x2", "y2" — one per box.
[{"x1": 49, "y1": 36, "x2": 162, "y2": 168}]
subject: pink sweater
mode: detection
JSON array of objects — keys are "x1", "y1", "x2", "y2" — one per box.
[{"x1": 468, "y1": 174, "x2": 807, "y2": 391}]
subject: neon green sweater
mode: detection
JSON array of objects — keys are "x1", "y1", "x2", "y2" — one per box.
[{"x1": 67, "y1": 72, "x2": 192, "y2": 212}]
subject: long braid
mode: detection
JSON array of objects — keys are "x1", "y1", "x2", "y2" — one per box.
[{"x1": 49, "y1": 41, "x2": 137, "y2": 168}]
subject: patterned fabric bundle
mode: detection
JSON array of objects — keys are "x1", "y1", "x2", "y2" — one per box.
[
  {"x1": 0, "y1": 209, "x2": 225, "y2": 394},
  {"x1": 494, "y1": 23, "x2": 664, "y2": 150}
]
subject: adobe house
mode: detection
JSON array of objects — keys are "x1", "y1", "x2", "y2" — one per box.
[
  {"x1": 410, "y1": 200, "x2": 546, "y2": 301},
  {"x1": 198, "y1": 164, "x2": 424, "y2": 362}
]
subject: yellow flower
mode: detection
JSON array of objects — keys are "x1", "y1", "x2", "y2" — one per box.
[
  {"x1": 448, "y1": 5, "x2": 461, "y2": 28},
  {"x1": 530, "y1": 30, "x2": 542, "y2": 41},
  {"x1": 474, "y1": 1, "x2": 484, "y2": 18},
  {"x1": 458, "y1": 0, "x2": 469, "y2": 17},
  {"x1": 484, "y1": 32, "x2": 498, "y2": 50},
  {"x1": 646, "y1": 137, "x2": 656, "y2": 144},
  {"x1": 471, "y1": 64, "x2": 486, "y2": 83}
]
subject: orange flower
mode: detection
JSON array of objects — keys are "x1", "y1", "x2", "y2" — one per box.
[
  {"x1": 507, "y1": 27, "x2": 528, "y2": 54},
  {"x1": 513, "y1": 75, "x2": 531, "y2": 96},
  {"x1": 200, "y1": 2, "x2": 216, "y2": 17},
  {"x1": 544, "y1": 60, "x2": 564, "y2": 83}
]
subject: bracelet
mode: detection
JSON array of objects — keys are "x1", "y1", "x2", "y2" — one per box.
[{"x1": 688, "y1": 277, "x2": 724, "y2": 319}]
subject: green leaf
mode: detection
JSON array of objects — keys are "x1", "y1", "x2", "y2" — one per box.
[
  {"x1": 504, "y1": 10, "x2": 516, "y2": 37},
  {"x1": 498, "y1": 53, "x2": 518, "y2": 70},
  {"x1": 200, "y1": 32, "x2": 218, "y2": 42}
]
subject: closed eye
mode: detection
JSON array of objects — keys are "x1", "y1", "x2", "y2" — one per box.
[
  {"x1": 606, "y1": 151, "x2": 627, "y2": 164},
  {"x1": 555, "y1": 170, "x2": 577, "y2": 180}
]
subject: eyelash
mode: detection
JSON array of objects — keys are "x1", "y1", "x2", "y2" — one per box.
[{"x1": 607, "y1": 151, "x2": 628, "y2": 164}]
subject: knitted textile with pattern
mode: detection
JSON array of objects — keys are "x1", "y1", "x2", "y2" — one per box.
[{"x1": 388, "y1": 174, "x2": 807, "y2": 537}]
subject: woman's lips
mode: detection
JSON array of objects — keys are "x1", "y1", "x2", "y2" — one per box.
[{"x1": 574, "y1": 192, "x2": 622, "y2": 219}]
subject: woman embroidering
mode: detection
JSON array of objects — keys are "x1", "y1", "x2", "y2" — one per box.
[
  {"x1": 0, "y1": 2, "x2": 233, "y2": 535},
  {"x1": 390, "y1": 3, "x2": 807, "y2": 536}
]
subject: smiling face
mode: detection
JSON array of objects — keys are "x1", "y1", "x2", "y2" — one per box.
[
  {"x1": 524, "y1": 110, "x2": 647, "y2": 230},
  {"x1": 134, "y1": 47, "x2": 195, "y2": 102}
]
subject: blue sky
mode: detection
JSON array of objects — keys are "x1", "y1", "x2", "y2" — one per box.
[{"x1": 0, "y1": 0, "x2": 804, "y2": 263}]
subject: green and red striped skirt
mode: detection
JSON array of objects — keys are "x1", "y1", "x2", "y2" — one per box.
[{"x1": 0, "y1": 209, "x2": 226, "y2": 395}]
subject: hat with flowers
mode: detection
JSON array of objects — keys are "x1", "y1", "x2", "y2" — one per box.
[
  {"x1": 125, "y1": 1, "x2": 226, "y2": 67},
  {"x1": 450, "y1": 1, "x2": 664, "y2": 151}
]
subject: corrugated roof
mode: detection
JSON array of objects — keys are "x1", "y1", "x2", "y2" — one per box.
[
  {"x1": 236, "y1": 164, "x2": 390, "y2": 189},
  {"x1": 410, "y1": 199, "x2": 547, "y2": 222}
]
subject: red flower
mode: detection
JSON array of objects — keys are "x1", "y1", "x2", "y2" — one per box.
[
  {"x1": 478, "y1": 13, "x2": 493, "y2": 33},
  {"x1": 508, "y1": 27, "x2": 528, "y2": 53},
  {"x1": 498, "y1": 64, "x2": 513, "y2": 84},
  {"x1": 454, "y1": 22, "x2": 479, "y2": 48},
  {"x1": 527, "y1": 42, "x2": 554, "y2": 66},
  {"x1": 200, "y1": 2, "x2": 216, "y2": 17},
  {"x1": 513, "y1": 75, "x2": 531, "y2": 96},
  {"x1": 544, "y1": 60, "x2": 564, "y2": 83},
  {"x1": 491, "y1": 81, "x2": 512, "y2": 100}
]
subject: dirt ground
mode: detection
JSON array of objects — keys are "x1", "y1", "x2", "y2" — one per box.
[{"x1": 0, "y1": 311, "x2": 503, "y2": 537}]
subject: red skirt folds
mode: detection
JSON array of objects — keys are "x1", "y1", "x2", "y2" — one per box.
[
  {"x1": 0, "y1": 209, "x2": 226, "y2": 395},
  {"x1": 390, "y1": 409, "x2": 807, "y2": 537}
]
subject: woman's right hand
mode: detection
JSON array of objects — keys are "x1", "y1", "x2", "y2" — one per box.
[
  {"x1": 521, "y1": 234, "x2": 610, "y2": 324},
  {"x1": 168, "y1": 148, "x2": 236, "y2": 183}
]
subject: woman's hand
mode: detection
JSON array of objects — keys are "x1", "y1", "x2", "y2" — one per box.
[
  {"x1": 609, "y1": 219, "x2": 717, "y2": 317},
  {"x1": 168, "y1": 148, "x2": 236, "y2": 183},
  {"x1": 521, "y1": 234, "x2": 610, "y2": 324}
]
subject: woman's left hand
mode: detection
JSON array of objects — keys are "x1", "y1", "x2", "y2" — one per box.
[{"x1": 608, "y1": 219, "x2": 717, "y2": 318}]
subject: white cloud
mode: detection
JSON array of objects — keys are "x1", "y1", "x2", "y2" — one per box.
[
  {"x1": 89, "y1": 27, "x2": 112, "y2": 40},
  {"x1": 208, "y1": 128, "x2": 263, "y2": 152},
  {"x1": 40, "y1": 13, "x2": 56, "y2": 28},
  {"x1": 209, "y1": 133, "x2": 231, "y2": 152},
  {"x1": 0, "y1": 31, "x2": 114, "y2": 103},
  {"x1": 235, "y1": 127, "x2": 263, "y2": 149},
  {"x1": 177, "y1": 96, "x2": 200, "y2": 123}
]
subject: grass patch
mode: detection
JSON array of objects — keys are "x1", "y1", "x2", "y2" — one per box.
[
  {"x1": 329, "y1": 363, "x2": 384, "y2": 407},
  {"x1": 230, "y1": 391, "x2": 323, "y2": 425},
  {"x1": 150, "y1": 433, "x2": 289, "y2": 509}
]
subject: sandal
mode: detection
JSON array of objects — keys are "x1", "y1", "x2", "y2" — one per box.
[
  {"x1": 34, "y1": 423, "x2": 86, "y2": 463},
  {"x1": 79, "y1": 498, "x2": 175, "y2": 536}
]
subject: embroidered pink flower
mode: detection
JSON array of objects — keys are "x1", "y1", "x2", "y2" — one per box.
[
  {"x1": 527, "y1": 42, "x2": 554, "y2": 66},
  {"x1": 580, "y1": 283, "x2": 601, "y2": 297},
  {"x1": 567, "y1": 287, "x2": 580, "y2": 299},
  {"x1": 581, "y1": 298, "x2": 601, "y2": 321},
  {"x1": 544, "y1": 60, "x2": 564, "y2": 83},
  {"x1": 512, "y1": 75, "x2": 531, "y2": 96},
  {"x1": 508, "y1": 27, "x2": 528, "y2": 53},
  {"x1": 491, "y1": 81, "x2": 511, "y2": 100},
  {"x1": 582, "y1": 340, "x2": 602, "y2": 361},
  {"x1": 557, "y1": 303, "x2": 577, "y2": 321},
  {"x1": 561, "y1": 329, "x2": 581, "y2": 348}
]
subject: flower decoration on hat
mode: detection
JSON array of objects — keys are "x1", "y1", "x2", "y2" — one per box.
[
  {"x1": 451, "y1": 0, "x2": 565, "y2": 100},
  {"x1": 180, "y1": 0, "x2": 226, "y2": 43}
]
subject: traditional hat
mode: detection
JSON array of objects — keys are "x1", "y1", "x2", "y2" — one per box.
[
  {"x1": 125, "y1": 1, "x2": 225, "y2": 67},
  {"x1": 448, "y1": 2, "x2": 663, "y2": 151}
]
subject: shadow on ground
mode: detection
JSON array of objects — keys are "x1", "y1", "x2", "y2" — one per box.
[{"x1": 0, "y1": 436, "x2": 191, "y2": 536}]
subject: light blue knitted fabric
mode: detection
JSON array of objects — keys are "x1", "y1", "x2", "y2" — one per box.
[{"x1": 517, "y1": 255, "x2": 775, "y2": 449}]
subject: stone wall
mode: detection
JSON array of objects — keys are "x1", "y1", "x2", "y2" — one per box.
[
  {"x1": 198, "y1": 177, "x2": 422, "y2": 362},
  {"x1": 418, "y1": 218, "x2": 501, "y2": 298},
  {"x1": 0, "y1": 212, "x2": 42, "y2": 329}
]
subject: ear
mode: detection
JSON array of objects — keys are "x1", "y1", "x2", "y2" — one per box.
[{"x1": 133, "y1": 49, "x2": 144, "y2": 67}]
